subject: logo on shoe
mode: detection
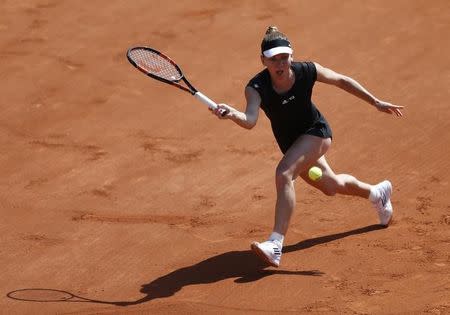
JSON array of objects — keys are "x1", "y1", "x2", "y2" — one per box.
[
  {"x1": 380, "y1": 192, "x2": 387, "y2": 207},
  {"x1": 273, "y1": 247, "x2": 281, "y2": 256}
]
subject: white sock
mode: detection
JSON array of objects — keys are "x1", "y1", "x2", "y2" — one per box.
[
  {"x1": 269, "y1": 232, "x2": 284, "y2": 246},
  {"x1": 369, "y1": 185, "x2": 380, "y2": 203}
]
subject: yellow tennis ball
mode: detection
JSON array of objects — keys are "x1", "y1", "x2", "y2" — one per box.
[{"x1": 308, "y1": 166, "x2": 322, "y2": 181}]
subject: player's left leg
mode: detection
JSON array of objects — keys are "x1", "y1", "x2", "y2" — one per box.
[
  {"x1": 298, "y1": 156, "x2": 393, "y2": 226},
  {"x1": 298, "y1": 155, "x2": 372, "y2": 197}
]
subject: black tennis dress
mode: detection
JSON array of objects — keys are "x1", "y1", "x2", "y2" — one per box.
[{"x1": 247, "y1": 61, "x2": 332, "y2": 154}]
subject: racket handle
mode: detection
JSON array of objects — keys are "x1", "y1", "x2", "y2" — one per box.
[
  {"x1": 194, "y1": 92, "x2": 218, "y2": 110},
  {"x1": 194, "y1": 92, "x2": 228, "y2": 117}
]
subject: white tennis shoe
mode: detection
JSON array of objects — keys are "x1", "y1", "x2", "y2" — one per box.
[
  {"x1": 251, "y1": 240, "x2": 282, "y2": 267},
  {"x1": 372, "y1": 180, "x2": 393, "y2": 226}
]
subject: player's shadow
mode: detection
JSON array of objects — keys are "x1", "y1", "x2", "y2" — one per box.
[
  {"x1": 283, "y1": 224, "x2": 385, "y2": 253},
  {"x1": 122, "y1": 224, "x2": 384, "y2": 305},
  {"x1": 7, "y1": 224, "x2": 383, "y2": 306},
  {"x1": 118, "y1": 249, "x2": 321, "y2": 306}
]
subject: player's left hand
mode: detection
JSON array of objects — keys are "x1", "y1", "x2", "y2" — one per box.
[{"x1": 374, "y1": 100, "x2": 404, "y2": 117}]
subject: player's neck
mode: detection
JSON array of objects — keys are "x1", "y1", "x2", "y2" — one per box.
[{"x1": 271, "y1": 69, "x2": 295, "y2": 94}]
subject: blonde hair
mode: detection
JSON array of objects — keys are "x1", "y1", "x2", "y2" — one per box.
[{"x1": 262, "y1": 26, "x2": 289, "y2": 44}]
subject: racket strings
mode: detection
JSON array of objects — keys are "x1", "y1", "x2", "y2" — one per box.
[{"x1": 129, "y1": 49, "x2": 182, "y2": 81}]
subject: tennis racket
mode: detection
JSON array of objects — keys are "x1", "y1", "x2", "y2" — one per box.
[{"x1": 126, "y1": 47, "x2": 227, "y2": 116}]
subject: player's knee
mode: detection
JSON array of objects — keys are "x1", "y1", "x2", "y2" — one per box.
[
  {"x1": 275, "y1": 164, "x2": 293, "y2": 187},
  {"x1": 275, "y1": 171, "x2": 291, "y2": 188}
]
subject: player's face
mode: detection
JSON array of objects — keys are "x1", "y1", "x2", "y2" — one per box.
[{"x1": 262, "y1": 53, "x2": 292, "y2": 78}]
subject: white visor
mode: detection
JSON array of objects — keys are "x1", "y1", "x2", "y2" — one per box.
[{"x1": 263, "y1": 46, "x2": 293, "y2": 58}]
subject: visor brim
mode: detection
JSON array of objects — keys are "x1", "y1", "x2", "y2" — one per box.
[{"x1": 262, "y1": 46, "x2": 293, "y2": 58}]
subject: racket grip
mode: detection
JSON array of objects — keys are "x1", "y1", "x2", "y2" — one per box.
[{"x1": 194, "y1": 92, "x2": 218, "y2": 110}]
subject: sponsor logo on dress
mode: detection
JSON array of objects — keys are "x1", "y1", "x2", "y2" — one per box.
[{"x1": 282, "y1": 95, "x2": 295, "y2": 105}]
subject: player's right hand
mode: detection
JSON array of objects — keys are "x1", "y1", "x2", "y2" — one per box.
[{"x1": 211, "y1": 103, "x2": 231, "y2": 119}]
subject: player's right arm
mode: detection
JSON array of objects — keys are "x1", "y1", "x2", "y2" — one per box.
[{"x1": 212, "y1": 86, "x2": 261, "y2": 129}]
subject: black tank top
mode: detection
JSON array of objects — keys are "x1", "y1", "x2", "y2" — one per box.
[{"x1": 247, "y1": 61, "x2": 331, "y2": 153}]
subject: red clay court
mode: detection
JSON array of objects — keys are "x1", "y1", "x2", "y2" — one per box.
[{"x1": 1, "y1": 1, "x2": 449, "y2": 314}]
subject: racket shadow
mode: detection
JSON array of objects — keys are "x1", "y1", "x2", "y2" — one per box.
[
  {"x1": 5, "y1": 251, "x2": 317, "y2": 307},
  {"x1": 6, "y1": 225, "x2": 383, "y2": 307},
  {"x1": 6, "y1": 288, "x2": 128, "y2": 306}
]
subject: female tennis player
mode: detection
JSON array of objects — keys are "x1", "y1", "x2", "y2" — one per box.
[{"x1": 211, "y1": 26, "x2": 404, "y2": 267}]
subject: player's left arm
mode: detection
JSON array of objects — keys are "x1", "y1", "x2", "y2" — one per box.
[{"x1": 314, "y1": 62, "x2": 404, "y2": 117}]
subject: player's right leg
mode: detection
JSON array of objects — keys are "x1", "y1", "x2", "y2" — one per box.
[{"x1": 251, "y1": 135, "x2": 331, "y2": 267}]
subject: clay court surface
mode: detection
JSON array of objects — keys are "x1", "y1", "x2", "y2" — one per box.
[{"x1": 1, "y1": 0, "x2": 449, "y2": 314}]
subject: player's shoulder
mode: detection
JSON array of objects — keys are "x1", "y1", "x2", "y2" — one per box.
[
  {"x1": 292, "y1": 61, "x2": 316, "y2": 71},
  {"x1": 292, "y1": 61, "x2": 317, "y2": 81},
  {"x1": 247, "y1": 68, "x2": 270, "y2": 90}
]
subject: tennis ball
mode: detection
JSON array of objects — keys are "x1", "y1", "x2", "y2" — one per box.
[{"x1": 308, "y1": 166, "x2": 322, "y2": 181}]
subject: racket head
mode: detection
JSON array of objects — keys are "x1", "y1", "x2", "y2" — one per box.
[{"x1": 127, "y1": 47, "x2": 184, "y2": 84}]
